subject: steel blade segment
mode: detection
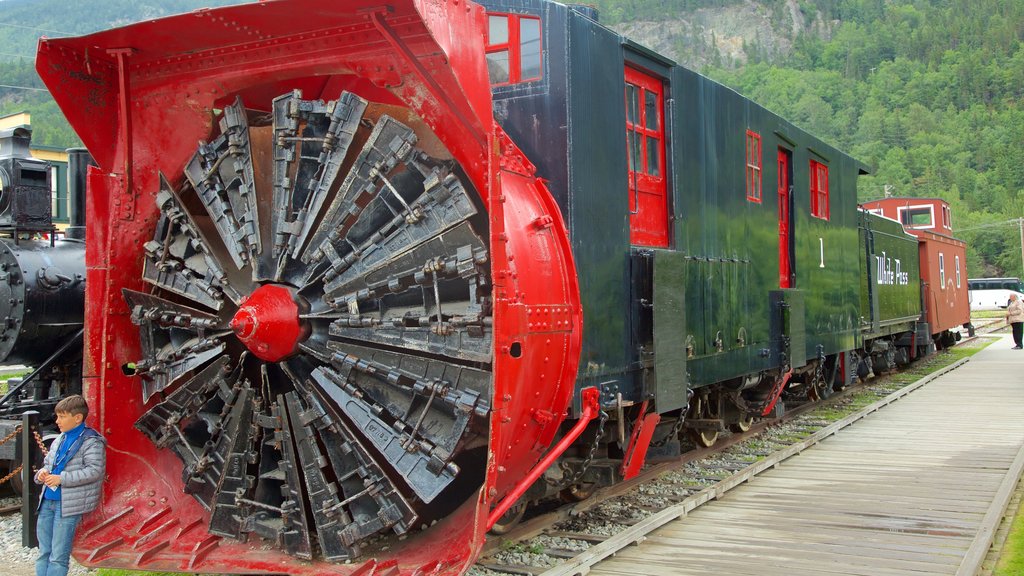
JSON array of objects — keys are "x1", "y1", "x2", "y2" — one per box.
[
  {"x1": 282, "y1": 391, "x2": 359, "y2": 561},
  {"x1": 122, "y1": 288, "x2": 225, "y2": 333},
  {"x1": 287, "y1": 91, "x2": 368, "y2": 262},
  {"x1": 283, "y1": 363, "x2": 417, "y2": 549},
  {"x1": 323, "y1": 346, "x2": 489, "y2": 458},
  {"x1": 329, "y1": 235, "x2": 488, "y2": 307},
  {"x1": 134, "y1": 356, "x2": 234, "y2": 471},
  {"x1": 269, "y1": 90, "x2": 369, "y2": 280},
  {"x1": 328, "y1": 241, "x2": 491, "y2": 363},
  {"x1": 184, "y1": 117, "x2": 252, "y2": 271},
  {"x1": 207, "y1": 383, "x2": 261, "y2": 540},
  {"x1": 310, "y1": 365, "x2": 458, "y2": 504},
  {"x1": 132, "y1": 320, "x2": 227, "y2": 404},
  {"x1": 300, "y1": 115, "x2": 418, "y2": 273},
  {"x1": 143, "y1": 174, "x2": 245, "y2": 309},
  {"x1": 245, "y1": 396, "x2": 313, "y2": 559},
  {"x1": 221, "y1": 97, "x2": 262, "y2": 266},
  {"x1": 182, "y1": 378, "x2": 250, "y2": 510},
  {"x1": 320, "y1": 167, "x2": 479, "y2": 294},
  {"x1": 269, "y1": 90, "x2": 301, "y2": 280}
]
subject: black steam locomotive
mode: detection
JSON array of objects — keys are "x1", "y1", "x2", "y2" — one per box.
[{"x1": 0, "y1": 128, "x2": 88, "y2": 490}]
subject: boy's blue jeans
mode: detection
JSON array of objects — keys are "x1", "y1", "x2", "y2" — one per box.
[{"x1": 36, "y1": 499, "x2": 82, "y2": 576}]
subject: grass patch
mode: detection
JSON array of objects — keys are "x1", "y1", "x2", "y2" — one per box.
[
  {"x1": 0, "y1": 369, "x2": 31, "y2": 395},
  {"x1": 973, "y1": 310, "x2": 1008, "y2": 319},
  {"x1": 996, "y1": 496, "x2": 1024, "y2": 576}
]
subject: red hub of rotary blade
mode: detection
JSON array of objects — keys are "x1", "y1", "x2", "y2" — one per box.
[{"x1": 229, "y1": 284, "x2": 309, "y2": 362}]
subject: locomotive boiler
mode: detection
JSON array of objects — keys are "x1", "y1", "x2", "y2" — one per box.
[{"x1": 33, "y1": 0, "x2": 970, "y2": 574}]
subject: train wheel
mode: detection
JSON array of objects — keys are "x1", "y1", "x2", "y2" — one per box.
[
  {"x1": 729, "y1": 415, "x2": 755, "y2": 434},
  {"x1": 489, "y1": 500, "x2": 526, "y2": 535},
  {"x1": 691, "y1": 428, "x2": 719, "y2": 448},
  {"x1": 688, "y1": 394, "x2": 719, "y2": 448}
]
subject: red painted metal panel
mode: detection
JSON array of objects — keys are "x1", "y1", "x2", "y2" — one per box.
[
  {"x1": 625, "y1": 66, "x2": 668, "y2": 248},
  {"x1": 918, "y1": 233, "x2": 971, "y2": 334},
  {"x1": 36, "y1": 1, "x2": 583, "y2": 574},
  {"x1": 620, "y1": 409, "x2": 660, "y2": 481}
]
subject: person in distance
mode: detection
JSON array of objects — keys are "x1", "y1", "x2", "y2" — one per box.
[{"x1": 1007, "y1": 293, "x2": 1024, "y2": 349}]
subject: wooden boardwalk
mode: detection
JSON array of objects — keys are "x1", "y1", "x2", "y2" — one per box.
[{"x1": 587, "y1": 336, "x2": 1024, "y2": 576}]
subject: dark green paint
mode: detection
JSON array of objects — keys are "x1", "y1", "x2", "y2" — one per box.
[
  {"x1": 859, "y1": 210, "x2": 922, "y2": 339},
  {"x1": 652, "y1": 249, "x2": 688, "y2": 411}
]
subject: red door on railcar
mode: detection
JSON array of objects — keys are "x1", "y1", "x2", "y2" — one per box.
[
  {"x1": 625, "y1": 66, "x2": 669, "y2": 247},
  {"x1": 778, "y1": 148, "x2": 793, "y2": 288}
]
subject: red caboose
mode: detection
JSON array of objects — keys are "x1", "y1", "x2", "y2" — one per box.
[{"x1": 861, "y1": 198, "x2": 972, "y2": 347}]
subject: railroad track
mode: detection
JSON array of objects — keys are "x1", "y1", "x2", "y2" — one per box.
[{"x1": 471, "y1": 333, "x2": 996, "y2": 576}]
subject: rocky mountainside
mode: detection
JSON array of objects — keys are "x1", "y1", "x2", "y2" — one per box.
[{"x1": 610, "y1": 0, "x2": 836, "y2": 69}]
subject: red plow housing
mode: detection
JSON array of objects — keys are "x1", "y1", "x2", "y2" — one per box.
[{"x1": 36, "y1": 1, "x2": 581, "y2": 573}]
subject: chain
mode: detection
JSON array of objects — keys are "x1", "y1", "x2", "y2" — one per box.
[
  {"x1": 0, "y1": 464, "x2": 22, "y2": 486},
  {"x1": 33, "y1": 430, "x2": 49, "y2": 456},
  {"x1": 561, "y1": 408, "x2": 609, "y2": 486},
  {"x1": 0, "y1": 425, "x2": 21, "y2": 448},
  {"x1": 651, "y1": 388, "x2": 694, "y2": 448},
  {"x1": 809, "y1": 349, "x2": 826, "y2": 398},
  {"x1": 0, "y1": 425, "x2": 50, "y2": 487}
]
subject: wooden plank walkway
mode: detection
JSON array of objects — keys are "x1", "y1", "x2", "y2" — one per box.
[{"x1": 588, "y1": 336, "x2": 1024, "y2": 576}]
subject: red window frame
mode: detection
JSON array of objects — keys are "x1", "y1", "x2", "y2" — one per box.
[
  {"x1": 746, "y1": 130, "x2": 762, "y2": 203},
  {"x1": 485, "y1": 13, "x2": 543, "y2": 86},
  {"x1": 809, "y1": 160, "x2": 830, "y2": 220},
  {"x1": 625, "y1": 66, "x2": 668, "y2": 247}
]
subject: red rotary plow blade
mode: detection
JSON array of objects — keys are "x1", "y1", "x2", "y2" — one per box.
[{"x1": 36, "y1": 1, "x2": 582, "y2": 573}]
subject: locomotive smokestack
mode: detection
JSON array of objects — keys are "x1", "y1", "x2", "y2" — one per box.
[
  {"x1": 66, "y1": 148, "x2": 94, "y2": 241},
  {"x1": 0, "y1": 126, "x2": 33, "y2": 159}
]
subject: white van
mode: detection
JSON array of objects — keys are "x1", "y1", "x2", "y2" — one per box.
[{"x1": 968, "y1": 277, "x2": 1024, "y2": 310}]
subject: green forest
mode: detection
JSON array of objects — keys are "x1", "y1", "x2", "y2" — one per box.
[
  {"x1": 1, "y1": 0, "x2": 1022, "y2": 276},
  {"x1": 590, "y1": 0, "x2": 1024, "y2": 277}
]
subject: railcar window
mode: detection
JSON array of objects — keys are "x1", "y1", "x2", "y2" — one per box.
[
  {"x1": 809, "y1": 160, "x2": 829, "y2": 220},
  {"x1": 900, "y1": 206, "x2": 933, "y2": 227},
  {"x1": 939, "y1": 252, "x2": 945, "y2": 288},
  {"x1": 489, "y1": 15, "x2": 508, "y2": 44},
  {"x1": 955, "y1": 255, "x2": 961, "y2": 288},
  {"x1": 942, "y1": 204, "x2": 951, "y2": 228},
  {"x1": 746, "y1": 130, "x2": 762, "y2": 203},
  {"x1": 624, "y1": 74, "x2": 663, "y2": 182},
  {"x1": 520, "y1": 18, "x2": 541, "y2": 80},
  {"x1": 485, "y1": 13, "x2": 542, "y2": 86}
]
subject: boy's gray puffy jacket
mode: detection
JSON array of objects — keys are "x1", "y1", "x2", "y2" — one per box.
[{"x1": 35, "y1": 428, "x2": 107, "y2": 517}]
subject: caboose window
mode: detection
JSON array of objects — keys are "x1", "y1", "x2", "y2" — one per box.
[
  {"x1": 746, "y1": 130, "x2": 762, "y2": 203},
  {"x1": 486, "y1": 13, "x2": 542, "y2": 86},
  {"x1": 939, "y1": 252, "x2": 946, "y2": 288},
  {"x1": 899, "y1": 206, "x2": 933, "y2": 228},
  {"x1": 942, "y1": 205, "x2": 951, "y2": 228},
  {"x1": 809, "y1": 160, "x2": 829, "y2": 220},
  {"x1": 955, "y1": 255, "x2": 961, "y2": 288}
]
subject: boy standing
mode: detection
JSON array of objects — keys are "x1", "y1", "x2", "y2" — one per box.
[{"x1": 33, "y1": 394, "x2": 107, "y2": 576}]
